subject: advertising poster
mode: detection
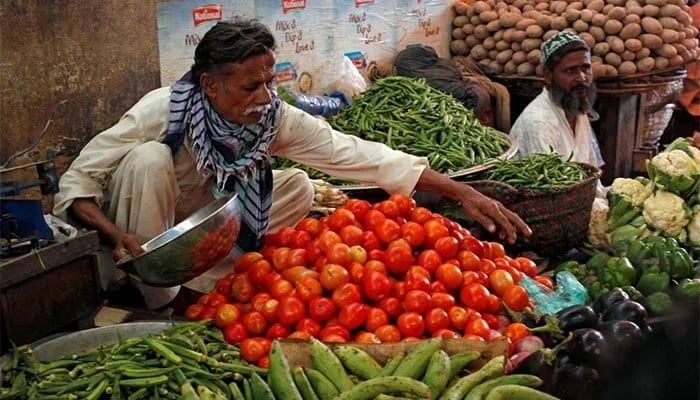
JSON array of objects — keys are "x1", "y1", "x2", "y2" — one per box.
[
  {"x1": 395, "y1": 0, "x2": 454, "y2": 58},
  {"x1": 157, "y1": 0, "x2": 255, "y2": 86},
  {"x1": 255, "y1": 0, "x2": 334, "y2": 95},
  {"x1": 331, "y1": 0, "x2": 399, "y2": 82}
]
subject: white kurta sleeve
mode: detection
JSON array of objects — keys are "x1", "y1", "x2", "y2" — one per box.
[
  {"x1": 270, "y1": 103, "x2": 429, "y2": 195},
  {"x1": 53, "y1": 88, "x2": 172, "y2": 217},
  {"x1": 512, "y1": 118, "x2": 565, "y2": 158}
]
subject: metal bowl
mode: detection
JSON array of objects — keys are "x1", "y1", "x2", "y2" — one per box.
[{"x1": 116, "y1": 193, "x2": 241, "y2": 287}]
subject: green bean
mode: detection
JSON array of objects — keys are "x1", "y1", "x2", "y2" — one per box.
[{"x1": 484, "y1": 152, "x2": 589, "y2": 189}]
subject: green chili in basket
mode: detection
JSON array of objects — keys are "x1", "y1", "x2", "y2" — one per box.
[{"x1": 483, "y1": 152, "x2": 590, "y2": 189}]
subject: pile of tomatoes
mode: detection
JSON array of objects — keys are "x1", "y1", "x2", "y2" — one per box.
[{"x1": 184, "y1": 194, "x2": 553, "y2": 365}]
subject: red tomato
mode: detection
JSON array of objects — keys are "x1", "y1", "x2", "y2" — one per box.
[
  {"x1": 286, "y1": 248, "x2": 309, "y2": 268},
  {"x1": 349, "y1": 245, "x2": 368, "y2": 264},
  {"x1": 424, "y1": 219, "x2": 450, "y2": 248},
  {"x1": 339, "y1": 225, "x2": 364, "y2": 246},
  {"x1": 326, "y1": 242, "x2": 352, "y2": 266},
  {"x1": 465, "y1": 317, "x2": 491, "y2": 340},
  {"x1": 319, "y1": 263, "x2": 351, "y2": 291},
  {"x1": 327, "y1": 208, "x2": 357, "y2": 232},
  {"x1": 240, "y1": 338, "x2": 266, "y2": 363},
  {"x1": 213, "y1": 303, "x2": 240, "y2": 328},
  {"x1": 364, "y1": 209, "x2": 387, "y2": 231},
  {"x1": 417, "y1": 249, "x2": 443, "y2": 274},
  {"x1": 289, "y1": 230, "x2": 312, "y2": 249},
  {"x1": 436, "y1": 263, "x2": 463, "y2": 290},
  {"x1": 295, "y1": 317, "x2": 322, "y2": 337},
  {"x1": 297, "y1": 278, "x2": 323, "y2": 302},
  {"x1": 362, "y1": 230, "x2": 382, "y2": 251},
  {"x1": 430, "y1": 280, "x2": 448, "y2": 294},
  {"x1": 203, "y1": 293, "x2": 228, "y2": 308},
  {"x1": 488, "y1": 269, "x2": 515, "y2": 297},
  {"x1": 489, "y1": 242, "x2": 506, "y2": 259},
  {"x1": 266, "y1": 322, "x2": 291, "y2": 340},
  {"x1": 308, "y1": 297, "x2": 336, "y2": 322},
  {"x1": 410, "y1": 206, "x2": 433, "y2": 224},
  {"x1": 456, "y1": 250, "x2": 481, "y2": 272},
  {"x1": 248, "y1": 259, "x2": 273, "y2": 287},
  {"x1": 389, "y1": 194, "x2": 417, "y2": 217},
  {"x1": 365, "y1": 307, "x2": 390, "y2": 332},
  {"x1": 332, "y1": 283, "x2": 363, "y2": 308},
  {"x1": 397, "y1": 312, "x2": 425, "y2": 339},
  {"x1": 534, "y1": 275, "x2": 554, "y2": 290},
  {"x1": 404, "y1": 272, "x2": 431, "y2": 292},
  {"x1": 481, "y1": 313, "x2": 500, "y2": 330},
  {"x1": 320, "y1": 324, "x2": 351, "y2": 342},
  {"x1": 515, "y1": 257, "x2": 539, "y2": 277},
  {"x1": 349, "y1": 262, "x2": 365, "y2": 284},
  {"x1": 271, "y1": 247, "x2": 290, "y2": 271},
  {"x1": 277, "y1": 296, "x2": 307, "y2": 327},
  {"x1": 281, "y1": 266, "x2": 319, "y2": 286},
  {"x1": 433, "y1": 236, "x2": 459, "y2": 259},
  {"x1": 223, "y1": 322, "x2": 249, "y2": 344},
  {"x1": 275, "y1": 227, "x2": 296, "y2": 247},
  {"x1": 407, "y1": 265, "x2": 431, "y2": 280},
  {"x1": 485, "y1": 294, "x2": 502, "y2": 314},
  {"x1": 503, "y1": 322, "x2": 530, "y2": 343},
  {"x1": 269, "y1": 279, "x2": 294, "y2": 299},
  {"x1": 318, "y1": 230, "x2": 342, "y2": 253},
  {"x1": 362, "y1": 269, "x2": 391, "y2": 302},
  {"x1": 345, "y1": 199, "x2": 372, "y2": 221},
  {"x1": 184, "y1": 303, "x2": 205, "y2": 321},
  {"x1": 365, "y1": 259, "x2": 387, "y2": 275},
  {"x1": 502, "y1": 285, "x2": 529, "y2": 311},
  {"x1": 338, "y1": 302, "x2": 368, "y2": 330},
  {"x1": 296, "y1": 217, "x2": 322, "y2": 237},
  {"x1": 368, "y1": 249, "x2": 385, "y2": 261},
  {"x1": 383, "y1": 245, "x2": 415, "y2": 275},
  {"x1": 375, "y1": 219, "x2": 401, "y2": 244},
  {"x1": 448, "y1": 306, "x2": 470, "y2": 330},
  {"x1": 432, "y1": 328, "x2": 460, "y2": 339},
  {"x1": 259, "y1": 298, "x2": 279, "y2": 322},
  {"x1": 374, "y1": 200, "x2": 400, "y2": 219},
  {"x1": 375, "y1": 324, "x2": 402, "y2": 343},
  {"x1": 403, "y1": 290, "x2": 432, "y2": 314},
  {"x1": 287, "y1": 330, "x2": 311, "y2": 340},
  {"x1": 257, "y1": 356, "x2": 270, "y2": 369},
  {"x1": 354, "y1": 331, "x2": 381, "y2": 344},
  {"x1": 214, "y1": 274, "x2": 234, "y2": 298},
  {"x1": 431, "y1": 292, "x2": 456, "y2": 310},
  {"x1": 392, "y1": 280, "x2": 408, "y2": 300},
  {"x1": 459, "y1": 282, "x2": 491, "y2": 312},
  {"x1": 241, "y1": 311, "x2": 267, "y2": 336},
  {"x1": 377, "y1": 297, "x2": 403, "y2": 319},
  {"x1": 234, "y1": 252, "x2": 264, "y2": 273},
  {"x1": 424, "y1": 308, "x2": 450, "y2": 334}
]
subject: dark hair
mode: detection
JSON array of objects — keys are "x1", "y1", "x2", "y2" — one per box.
[
  {"x1": 190, "y1": 18, "x2": 276, "y2": 84},
  {"x1": 544, "y1": 40, "x2": 589, "y2": 71}
]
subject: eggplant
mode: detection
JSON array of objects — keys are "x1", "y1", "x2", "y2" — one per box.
[
  {"x1": 596, "y1": 320, "x2": 644, "y2": 355},
  {"x1": 592, "y1": 287, "x2": 629, "y2": 314},
  {"x1": 555, "y1": 304, "x2": 599, "y2": 333},
  {"x1": 567, "y1": 328, "x2": 607, "y2": 366},
  {"x1": 600, "y1": 300, "x2": 653, "y2": 335},
  {"x1": 512, "y1": 350, "x2": 555, "y2": 393},
  {"x1": 553, "y1": 362, "x2": 601, "y2": 400}
]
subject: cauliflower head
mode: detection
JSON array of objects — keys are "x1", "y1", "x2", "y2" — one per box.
[
  {"x1": 650, "y1": 150, "x2": 697, "y2": 176},
  {"x1": 609, "y1": 177, "x2": 652, "y2": 207},
  {"x1": 687, "y1": 207, "x2": 700, "y2": 246},
  {"x1": 642, "y1": 190, "x2": 690, "y2": 237},
  {"x1": 588, "y1": 197, "x2": 611, "y2": 249}
]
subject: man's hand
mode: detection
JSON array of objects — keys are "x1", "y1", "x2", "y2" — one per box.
[{"x1": 113, "y1": 233, "x2": 145, "y2": 261}]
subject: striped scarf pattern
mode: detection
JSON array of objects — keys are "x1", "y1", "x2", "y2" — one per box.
[{"x1": 163, "y1": 73, "x2": 281, "y2": 251}]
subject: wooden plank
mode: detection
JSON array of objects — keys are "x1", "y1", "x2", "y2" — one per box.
[
  {"x1": 0, "y1": 231, "x2": 100, "y2": 288},
  {"x1": 595, "y1": 94, "x2": 642, "y2": 185}
]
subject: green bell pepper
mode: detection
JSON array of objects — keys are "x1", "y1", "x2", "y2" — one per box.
[
  {"x1": 586, "y1": 252, "x2": 611, "y2": 275},
  {"x1": 674, "y1": 278, "x2": 700, "y2": 299},
  {"x1": 621, "y1": 285, "x2": 645, "y2": 303},
  {"x1": 636, "y1": 270, "x2": 670, "y2": 296},
  {"x1": 598, "y1": 256, "x2": 638, "y2": 288},
  {"x1": 644, "y1": 291, "x2": 674, "y2": 317}
]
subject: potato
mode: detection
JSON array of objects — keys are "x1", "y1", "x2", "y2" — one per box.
[
  {"x1": 470, "y1": 15, "x2": 482, "y2": 25},
  {"x1": 642, "y1": 5, "x2": 660, "y2": 17},
  {"x1": 677, "y1": 11, "x2": 693, "y2": 28},
  {"x1": 602, "y1": 4, "x2": 614, "y2": 15},
  {"x1": 636, "y1": 57, "x2": 656, "y2": 73},
  {"x1": 605, "y1": 64, "x2": 618, "y2": 76},
  {"x1": 619, "y1": 23, "x2": 642, "y2": 40},
  {"x1": 564, "y1": 9, "x2": 582, "y2": 23},
  {"x1": 470, "y1": 44, "x2": 489, "y2": 60},
  {"x1": 640, "y1": 34, "x2": 663, "y2": 49},
  {"x1": 479, "y1": 10, "x2": 498, "y2": 23},
  {"x1": 536, "y1": 14, "x2": 552, "y2": 29},
  {"x1": 462, "y1": 23, "x2": 475, "y2": 35},
  {"x1": 527, "y1": 48, "x2": 542, "y2": 64},
  {"x1": 659, "y1": 17, "x2": 679, "y2": 30},
  {"x1": 487, "y1": 60, "x2": 504, "y2": 74},
  {"x1": 644, "y1": 0, "x2": 668, "y2": 7},
  {"x1": 586, "y1": 0, "x2": 605, "y2": 12},
  {"x1": 618, "y1": 61, "x2": 638, "y2": 75},
  {"x1": 504, "y1": 59, "x2": 518, "y2": 74},
  {"x1": 592, "y1": 62, "x2": 607, "y2": 78},
  {"x1": 521, "y1": 10, "x2": 541, "y2": 20},
  {"x1": 606, "y1": 36, "x2": 626, "y2": 53},
  {"x1": 580, "y1": 32, "x2": 596, "y2": 48},
  {"x1": 483, "y1": 36, "x2": 497, "y2": 50},
  {"x1": 516, "y1": 62, "x2": 535, "y2": 76},
  {"x1": 627, "y1": 5, "x2": 644, "y2": 16},
  {"x1": 655, "y1": 43, "x2": 678, "y2": 58},
  {"x1": 604, "y1": 52, "x2": 622, "y2": 66},
  {"x1": 593, "y1": 42, "x2": 611, "y2": 56},
  {"x1": 450, "y1": 39, "x2": 469, "y2": 55},
  {"x1": 551, "y1": 16, "x2": 569, "y2": 30},
  {"x1": 465, "y1": 35, "x2": 480, "y2": 48},
  {"x1": 661, "y1": 29, "x2": 680, "y2": 44},
  {"x1": 493, "y1": 29, "x2": 504, "y2": 41},
  {"x1": 621, "y1": 50, "x2": 636, "y2": 61},
  {"x1": 535, "y1": 63, "x2": 544, "y2": 76},
  {"x1": 623, "y1": 14, "x2": 641, "y2": 25},
  {"x1": 486, "y1": 19, "x2": 501, "y2": 32},
  {"x1": 478, "y1": 59, "x2": 492, "y2": 70},
  {"x1": 606, "y1": 6, "x2": 626, "y2": 21},
  {"x1": 636, "y1": 48, "x2": 652, "y2": 59},
  {"x1": 551, "y1": 1, "x2": 568, "y2": 15},
  {"x1": 472, "y1": 1, "x2": 492, "y2": 14},
  {"x1": 608, "y1": 0, "x2": 627, "y2": 6},
  {"x1": 625, "y1": 38, "x2": 643, "y2": 52},
  {"x1": 499, "y1": 11, "x2": 520, "y2": 28},
  {"x1": 580, "y1": 9, "x2": 595, "y2": 22},
  {"x1": 502, "y1": 28, "x2": 516, "y2": 42},
  {"x1": 573, "y1": 20, "x2": 589, "y2": 33},
  {"x1": 588, "y1": 25, "x2": 606, "y2": 42},
  {"x1": 543, "y1": 29, "x2": 560, "y2": 41},
  {"x1": 511, "y1": 30, "x2": 528, "y2": 42},
  {"x1": 453, "y1": 15, "x2": 470, "y2": 27},
  {"x1": 604, "y1": 20, "x2": 624, "y2": 35},
  {"x1": 495, "y1": 39, "x2": 510, "y2": 50},
  {"x1": 515, "y1": 18, "x2": 537, "y2": 31},
  {"x1": 452, "y1": 27, "x2": 466, "y2": 40},
  {"x1": 535, "y1": 2, "x2": 550, "y2": 12},
  {"x1": 654, "y1": 56, "x2": 670, "y2": 70},
  {"x1": 512, "y1": 50, "x2": 528, "y2": 64},
  {"x1": 641, "y1": 17, "x2": 664, "y2": 35},
  {"x1": 521, "y1": 38, "x2": 543, "y2": 52},
  {"x1": 488, "y1": 49, "x2": 499, "y2": 60},
  {"x1": 591, "y1": 13, "x2": 607, "y2": 27},
  {"x1": 682, "y1": 38, "x2": 700, "y2": 52},
  {"x1": 669, "y1": 54, "x2": 684, "y2": 67},
  {"x1": 526, "y1": 25, "x2": 544, "y2": 38},
  {"x1": 454, "y1": 1, "x2": 470, "y2": 16},
  {"x1": 495, "y1": 49, "x2": 514, "y2": 64},
  {"x1": 474, "y1": 24, "x2": 490, "y2": 40},
  {"x1": 659, "y1": 4, "x2": 681, "y2": 18}
]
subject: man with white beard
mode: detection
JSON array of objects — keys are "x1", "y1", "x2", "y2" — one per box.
[{"x1": 510, "y1": 31, "x2": 604, "y2": 170}]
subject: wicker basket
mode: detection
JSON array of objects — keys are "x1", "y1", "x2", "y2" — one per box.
[{"x1": 467, "y1": 163, "x2": 602, "y2": 256}]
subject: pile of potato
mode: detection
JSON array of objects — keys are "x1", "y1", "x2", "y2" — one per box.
[{"x1": 451, "y1": 0, "x2": 699, "y2": 78}]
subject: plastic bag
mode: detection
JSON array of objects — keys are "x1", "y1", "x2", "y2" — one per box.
[
  {"x1": 323, "y1": 56, "x2": 367, "y2": 101},
  {"x1": 278, "y1": 86, "x2": 347, "y2": 118},
  {"x1": 519, "y1": 271, "x2": 587, "y2": 315}
]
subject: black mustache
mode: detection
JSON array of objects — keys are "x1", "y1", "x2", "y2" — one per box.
[{"x1": 572, "y1": 84, "x2": 589, "y2": 91}]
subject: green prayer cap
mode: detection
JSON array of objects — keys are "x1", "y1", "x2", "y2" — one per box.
[{"x1": 541, "y1": 31, "x2": 587, "y2": 66}]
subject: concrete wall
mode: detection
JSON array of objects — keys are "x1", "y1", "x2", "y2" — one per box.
[{"x1": 0, "y1": 0, "x2": 162, "y2": 208}]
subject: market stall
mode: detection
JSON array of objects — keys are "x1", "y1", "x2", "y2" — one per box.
[{"x1": 1, "y1": 1, "x2": 699, "y2": 399}]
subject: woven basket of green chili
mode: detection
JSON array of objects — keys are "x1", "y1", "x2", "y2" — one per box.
[{"x1": 444, "y1": 154, "x2": 602, "y2": 256}]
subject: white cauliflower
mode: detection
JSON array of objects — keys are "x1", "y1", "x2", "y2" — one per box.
[
  {"x1": 609, "y1": 177, "x2": 652, "y2": 206},
  {"x1": 642, "y1": 190, "x2": 690, "y2": 237},
  {"x1": 686, "y1": 146, "x2": 700, "y2": 170},
  {"x1": 687, "y1": 207, "x2": 700, "y2": 247},
  {"x1": 588, "y1": 197, "x2": 611, "y2": 249},
  {"x1": 650, "y1": 149, "x2": 698, "y2": 176}
]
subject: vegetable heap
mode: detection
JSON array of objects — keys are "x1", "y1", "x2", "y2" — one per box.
[
  {"x1": 483, "y1": 153, "x2": 590, "y2": 190},
  {"x1": 272, "y1": 76, "x2": 511, "y2": 185}
]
